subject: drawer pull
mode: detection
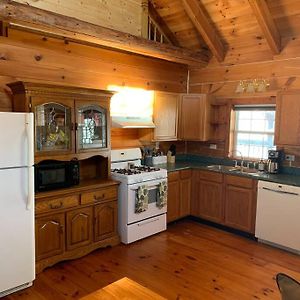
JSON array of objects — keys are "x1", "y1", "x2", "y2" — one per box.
[
  {"x1": 137, "y1": 218, "x2": 159, "y2": 226},
  {"x1": 94, "y1": 194, "x2": 105, "y2": 202},
  {"x1": 49, "y1": 201, "x2": 63, "y2": 209}
]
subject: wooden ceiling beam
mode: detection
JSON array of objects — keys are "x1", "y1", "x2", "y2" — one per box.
[
  {"x1": 248, "y1": 0, "x2": 281, "y2": 55},
  {"x1": 182, "y1": 0, "x2": 225, "y2": 62},
  {"x1": 0, "y1": 0, "x2": 208, "y2": 67},
  {"x1": 148, "y1": 1, "x2": 180, "y2": 47}
]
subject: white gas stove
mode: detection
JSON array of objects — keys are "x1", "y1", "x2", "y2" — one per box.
[
  {"x1": 111, "y1": 165, "x2": 167, "y2": 185},
  {"x1": 111, "y1": 148, "x2": 167, "y2": 244}
]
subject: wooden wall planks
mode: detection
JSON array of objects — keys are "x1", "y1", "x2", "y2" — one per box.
[
  {"x1": 0, "y1": 27, "x2": 187, "y2": 113},
  {"x1": 13, "y1": 0, "x2": 144, "y2": 37}
]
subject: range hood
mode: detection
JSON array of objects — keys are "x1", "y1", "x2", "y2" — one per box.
[
  {"x1": 111, "y1": 116, "x2": 155, "y2": 128},
  {"x1": 109, "y1": 85, "x2": 155, "y2": 128}
]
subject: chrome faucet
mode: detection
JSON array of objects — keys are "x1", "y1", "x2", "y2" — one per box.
[{"x1": 229, "y1": 150, "x2": 244, "y2": 169}]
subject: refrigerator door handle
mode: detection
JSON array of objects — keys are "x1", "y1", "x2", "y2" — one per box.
[
  {"x1": 25, "y1": 113, "x2": 34, "y2": 167},
  {"x1": 27, "y1": 166, "x2": 34, "y2": 210},
  {"x1": 25, "y1": 113, "x2": 34, "y2": 210}
]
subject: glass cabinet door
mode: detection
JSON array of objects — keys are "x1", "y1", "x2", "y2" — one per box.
[
  {"x1": 76, "y1": 104, "x2": 107, "y2": 150},
  {"x1": 35, "y1": 102, "x2": 72, "y2": 153}
]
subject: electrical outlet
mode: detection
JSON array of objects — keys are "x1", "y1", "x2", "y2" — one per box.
[
  {"x1": 209, "y1": 144, "x2": 217, "y2": 150},
  {"x1": 285, "y1": 154, "x2": 295, "y2": 161}
]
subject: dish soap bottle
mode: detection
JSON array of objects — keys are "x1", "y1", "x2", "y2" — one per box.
[{"x1": 258, "y1": 159, "x2": 265, "y2": 172}]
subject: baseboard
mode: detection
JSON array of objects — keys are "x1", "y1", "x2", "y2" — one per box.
[{"x1": 178, "y1": 215, "x2": 257, "y2": 240}]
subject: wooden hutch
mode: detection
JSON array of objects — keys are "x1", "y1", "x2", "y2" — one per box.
[{"x1": 8, "y1": 82, "x2": 119, "y2": 273}]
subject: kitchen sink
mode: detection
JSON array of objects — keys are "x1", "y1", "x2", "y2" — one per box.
[{"x1": 206, "y1": 165, "x2": 260, "y2": 175}]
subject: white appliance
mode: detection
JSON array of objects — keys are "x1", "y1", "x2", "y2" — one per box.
[
  {"x1": 255, "y1": 180, "x2": 300, "y2": 254},
  {"x1": 0, "y1": 112, "x2": 35, "y2": 297},
  {"x1": 111, "y1": 148, "x2": 167, "y2": 244}
]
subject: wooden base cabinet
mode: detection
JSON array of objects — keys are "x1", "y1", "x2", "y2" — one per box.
[
  {"x1": 179, "y1": 171, "x2": 192, "y2": 217},
  {"x1": 191, "y1": 170, "x2": 257, "y2": 234},
  {"x1": 66, "y1": 207, "x2": 93, "y2": 251},
  {"x1": 192, "y1": 170, "x2": 224, "y2": 223},
  {"x1": 35, "y1": 213, "x2": 65, "y2": 261},
  {"x1": 198, "y1": 180, "x2": 223, "y2": 223},
  {"x1": 167, "y1": 172, "x2": 181, "y2": 223},
  {"x1": 167, "y1": 170, "x2": 191, "y2": 223},
  {"x1": 224, "y1": 175, "x2": 257, "y2": 234},
  {"x1": 35, "y1": 182, "x2": 119, "y2": 273},
  {"x1": 94, "y1": 201, "x2": 118, "y2": 241}
]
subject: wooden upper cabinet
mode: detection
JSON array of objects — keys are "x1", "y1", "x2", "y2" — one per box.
[
  {"x1": 8, "y1": 82, "x2": 113, "y2": 159},
  {"x1": 179, "y1": 94, "x2": 211, "y2": 141},
  {"x1": 32, "y1": 97, "x2": 76, "y2": 156},
  {"x1": 153, "y1": 92, "x2": 179, "y2": 141},
  {"x1": 75, "y1": 100, "x2": 109, "y2": 152},
  {"x1": 275, "y1": 91, "x2": 300, "y2": 146}
]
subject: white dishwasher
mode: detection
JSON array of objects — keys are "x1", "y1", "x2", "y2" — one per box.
[{"x1": 256, "y1": 180, "x2": 300, "y2": 254}]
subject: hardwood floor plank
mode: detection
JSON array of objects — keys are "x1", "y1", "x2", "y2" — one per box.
[{"x1": 4, "y1": 220, "x2": 300, "y2": 300}]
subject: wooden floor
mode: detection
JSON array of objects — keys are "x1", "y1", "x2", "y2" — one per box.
[{"x1": 5, "y1": 219, "x2": 300, "y2": 300}]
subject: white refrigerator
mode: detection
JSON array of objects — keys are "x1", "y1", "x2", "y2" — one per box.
[{"x1": 0, "y1": 112, "x2": 35, "y2": 297}]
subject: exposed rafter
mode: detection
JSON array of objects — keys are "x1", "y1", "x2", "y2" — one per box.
[
  {"x1": 148, "y1": 1, "x2": 180, "y2": 47},
  {"x1": 248, "y1": 0, "x2": 281, "y2": 55},
  {"x1": 0, "y1": 0, "x2": 208, "y2": 67},
  {"x1": 182, "y1": 0, "x2": 225, "y2": 62}
]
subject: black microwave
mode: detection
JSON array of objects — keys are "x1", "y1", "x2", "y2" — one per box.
[{"x1": 35, "y1": 160, "x2": 80, "y2": 192}]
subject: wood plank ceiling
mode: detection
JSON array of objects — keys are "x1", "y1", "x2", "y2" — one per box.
[{"x1": 150, "y1": 0, "x2": 300, "y2": 66}]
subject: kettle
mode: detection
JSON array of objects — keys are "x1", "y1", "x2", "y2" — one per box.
[{"x1": 266, "y1": 160, "x2": 279, "y2": 174}]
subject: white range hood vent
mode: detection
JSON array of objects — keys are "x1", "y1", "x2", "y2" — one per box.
[{"x1": 111, "y1": 116, "x2": 155, "y2": 128}]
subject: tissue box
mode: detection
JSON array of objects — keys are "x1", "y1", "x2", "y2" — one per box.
[{"x1": 152, "y1": 156, "x2": 167, "y2": 165}]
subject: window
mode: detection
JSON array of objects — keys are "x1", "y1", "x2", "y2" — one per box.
[{"x1": 231, "y1": 105, "x2": 276, "y2": 159}]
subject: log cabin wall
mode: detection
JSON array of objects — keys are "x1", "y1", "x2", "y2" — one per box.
[
  {"x1": 0, "y1": 25, "x2": 187, "y2": 148},
  {"x1": 12, "y1": 0, "x2": 145, "y2": 37},
  {"x1": 186, "y1": 0, "x2": 300, "y2": 165}
]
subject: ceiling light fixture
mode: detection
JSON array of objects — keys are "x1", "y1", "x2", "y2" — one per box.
[{"x1": 235, "y1": 79, "x2": 270, "y2": 93}]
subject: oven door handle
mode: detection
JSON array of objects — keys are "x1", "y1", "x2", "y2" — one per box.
[{"x1": 130, "y1": 184, "x2": 163, "y2": 192}]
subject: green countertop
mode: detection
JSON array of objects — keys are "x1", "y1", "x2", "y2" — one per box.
[{"x1": 153, "y1": 161, "x2": 300, "y2": 187}]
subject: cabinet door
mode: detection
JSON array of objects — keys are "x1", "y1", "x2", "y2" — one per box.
[
  {"x1": 191, "y1": 171, "x2": 200, "y2": 216},
  {"x1": 76, "y1": 101, "x2": 108, "y2": 152},
  {"x1": 275, "y1": 91, "x2": 300, "y2": 146},
  {"x1": 32, "y1": 97, "x2": 75, "y2": 155},
  {"x1": 179, "y1": 94, "x2": 211, "y2": 141},
  {"x1": 179, "y1": 174, "x2": 191, "y2": 217},
  {"x1": 167, "y1": 174, "x2": 180, "y2": 223},
  {"x1": 66, "y1": 207, "x2": 93, "y2": 251},
  {"x1": 153, "y1": 92, "x2": 179, "y2": 141},
  {"x1": 198, "y1": 180, "x2": 223, "y2": 223},
  {"x1": 94, "y1": 201, "x2": 117, "y2": 242},
  {"x1": 35, "y1": 213, "x2": 65, "y2": 261},
  {"x1": 225, "y1": 186, "x2": 254, "y2": 233}
]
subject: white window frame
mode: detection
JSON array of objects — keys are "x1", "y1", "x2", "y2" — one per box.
[{"x1": 231, "y1": 105, "x2": 276, "y2": 160}]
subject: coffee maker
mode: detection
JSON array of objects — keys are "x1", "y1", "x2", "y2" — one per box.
[{"x1": 266, "y1": 150, "x2": 284, "y2": 174}]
